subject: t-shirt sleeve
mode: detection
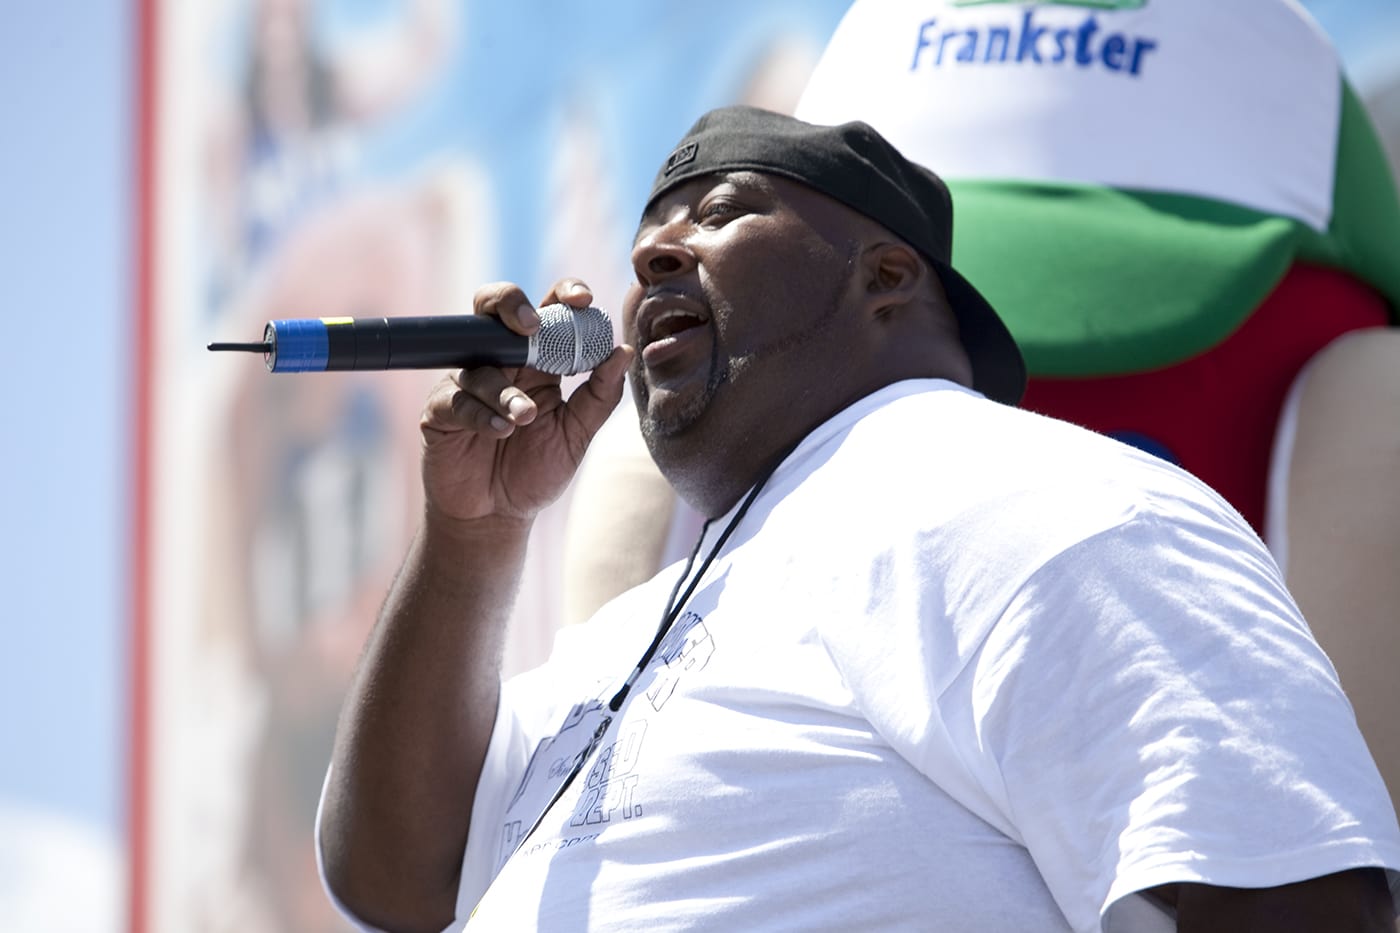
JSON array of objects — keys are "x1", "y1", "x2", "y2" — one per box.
[
  {"x1": 820, "y1": 474, "x2": 1400, "y2": 931},
  {"x1": 959, "y1": 509, "x2": 1400, "y2": 928}
]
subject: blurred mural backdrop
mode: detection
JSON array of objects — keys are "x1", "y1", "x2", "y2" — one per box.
[
  {"x1": 136, "y1": 1, "x2": 851, "y2": 930},
  {"x1": 0, "y1": 0, "x2": 1353, "y2": 931},
  {"x1": 15, "y1": 3, "x2": 1400, "y2": 930}
]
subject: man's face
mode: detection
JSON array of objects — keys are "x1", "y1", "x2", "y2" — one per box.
[{"x1": 622, "y1": 171, "x2": 861, "y2": 462}]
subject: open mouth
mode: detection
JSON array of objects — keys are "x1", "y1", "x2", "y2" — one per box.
[
  {"x1": 647, "y1": 308, "x2": 708, "y2": 343},
  {"x1": 633, "y1": 293, "x2": 713, "y2": 372}
]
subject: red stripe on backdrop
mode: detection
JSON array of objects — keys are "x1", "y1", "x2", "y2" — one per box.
[{"x1": 129, "y1": 0, "x2": 159, "y2": 928}]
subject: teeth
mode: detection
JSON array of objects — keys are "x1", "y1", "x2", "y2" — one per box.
[{"x1": 650, "y1": 308, "x2": 703, "y2": 341}]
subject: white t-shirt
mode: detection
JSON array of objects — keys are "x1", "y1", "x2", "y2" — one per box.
[{"x1": 330, "y1": 380, "x2": 1400, "y2": 932}]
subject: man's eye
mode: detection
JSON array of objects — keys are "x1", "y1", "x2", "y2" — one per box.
[{"x1": 698, "y1": 199, "x2": 742, "y2": 222}]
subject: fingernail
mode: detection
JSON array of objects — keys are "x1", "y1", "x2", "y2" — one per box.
[
  {"x1": 490, "y1": 415, "x2": 511, "y2": 432},
  {"x1": 518, "y1": 303, "x2": 539, "y2": 327},
  {"x1": 507, "y1": 395, "x2": 532, "y2": 419}
]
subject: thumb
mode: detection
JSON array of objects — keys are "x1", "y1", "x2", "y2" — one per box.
[{"x1": 564, "y1": 346, "x2": 634, "y2": 441}]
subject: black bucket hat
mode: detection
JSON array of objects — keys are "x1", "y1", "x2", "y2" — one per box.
[{"x1": 647, "y1": 105, "x2": 1027, "y2": 406}]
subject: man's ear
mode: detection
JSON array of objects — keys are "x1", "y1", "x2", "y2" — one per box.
[{"x1": 861, "y1": 241, "x2": 927, "y2": 318}]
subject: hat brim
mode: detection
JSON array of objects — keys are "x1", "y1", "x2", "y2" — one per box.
[
  {"x1": 933, "y1": 259, "x2": 1027, "y2": 406},
  {"x1": 947, "y1": 180, "x2": 1308, "y2": 377}
]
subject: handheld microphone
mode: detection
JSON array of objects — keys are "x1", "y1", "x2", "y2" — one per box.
[{"x1": 207, "y1": 304, "x2": 614, "y2": 376}]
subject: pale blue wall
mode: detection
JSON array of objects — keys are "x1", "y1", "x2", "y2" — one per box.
[{"x1": 0, "y1": 0, "x2": 129, "y2": 836}]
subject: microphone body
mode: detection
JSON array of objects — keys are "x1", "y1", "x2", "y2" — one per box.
[{"x1": 238, "y1": 304, "x2": 614, "y2": 375}]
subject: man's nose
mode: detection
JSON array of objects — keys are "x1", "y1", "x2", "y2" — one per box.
[{"x1": 630, "y1": 220, "x2": 696, "y2": 288}]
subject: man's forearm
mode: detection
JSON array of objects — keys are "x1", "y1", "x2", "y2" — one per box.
[
  {"x1": 1155, "y1": 868, "x2": 1394, "y2": 933},
  {"x1": 319, "y1": 512, "x2": 531, "y2": 933}
]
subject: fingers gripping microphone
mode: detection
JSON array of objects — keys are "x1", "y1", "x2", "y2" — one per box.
[{"x1": 207, "y1": 304, "x2": 614, "y2": 376}]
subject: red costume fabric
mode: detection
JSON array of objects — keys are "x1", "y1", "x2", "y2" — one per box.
[{"x1": 1022, "y1": 264, "x2": 1389, "y2": 536}]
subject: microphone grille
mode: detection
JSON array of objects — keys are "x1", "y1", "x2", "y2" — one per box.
[{"x1": 532, "y1": 304, "x2": 615, "y2": 375}]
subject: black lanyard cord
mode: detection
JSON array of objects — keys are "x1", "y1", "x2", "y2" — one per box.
[
  {"x1": 509, "y1": 441, "x2": 799, "y2": 858},
  {"x1": 607, "y1": 444, "x2": 795, "y2": 713}
]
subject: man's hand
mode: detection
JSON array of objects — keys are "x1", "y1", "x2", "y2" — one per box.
[{"x1": 419, "y1": 278, "x2": 633, "y2": 528}]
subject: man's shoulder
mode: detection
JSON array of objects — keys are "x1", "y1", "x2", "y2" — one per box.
[
  {"x1": 839, "y1": 380, "x2": 1183, "y2": 498},
  {"x1": 804, "y1": 379, "x2": 1246, "y2": 558}
]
